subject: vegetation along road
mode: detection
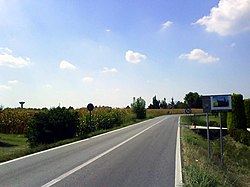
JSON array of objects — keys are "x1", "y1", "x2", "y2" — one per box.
[{"x1": 0, "y1": 115, "x2": 179, "y2": 187}]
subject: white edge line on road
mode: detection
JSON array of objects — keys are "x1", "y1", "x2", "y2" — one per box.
[
  {"x1": 175, "y1": 117, "x2": 183, "y2": 187},
  {"x1": 0, "y1": 118, "x2": 156, "y2": 167},
  {"x1": 41, "y1": 117, "x2": 167, "y2": 187}
]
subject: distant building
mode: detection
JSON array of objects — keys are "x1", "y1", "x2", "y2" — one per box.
[{"x1": 19, "y1": 101, "x2": 25, "y2": 109}]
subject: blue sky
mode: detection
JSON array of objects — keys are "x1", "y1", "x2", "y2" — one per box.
[{"x1": 0, "y1": 0, "x2": 250, "y2": 108}]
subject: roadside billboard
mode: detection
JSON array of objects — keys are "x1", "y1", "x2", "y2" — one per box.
[
  {"x1": 202, "y1": 94, "x2": 232, "y2": 113},
  {"x1": 210, "y1": 95, "x2": 232, "y2": 111}
]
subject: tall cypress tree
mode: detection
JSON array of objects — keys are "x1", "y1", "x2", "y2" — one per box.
[
  {"x1": 244, "y1": 99, "x2": 250, "y2": 128},
  {"x1": 227, "y1": 94, "x2": 247, "y2": 130}
]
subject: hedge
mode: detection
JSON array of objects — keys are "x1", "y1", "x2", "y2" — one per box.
[
  {"x1": 227, "y1": 94, "x2": 246, "y2": 131},
  {"x1": 26, "y1": 107, "x2": 79, "y2": 147},
  {"x1": 244, "y1": 99, "x2": 250, "y2": 128},
  {"x1": 228, "y1": 128, "x2": 250, "y2": 146}
]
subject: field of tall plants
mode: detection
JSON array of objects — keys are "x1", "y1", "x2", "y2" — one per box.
[
  {"x1": 0, "y1": 108, "x2": 38, "y2": 134},
  {"x1": 0, "y1": 107, "x2": 200, "y2": 136}
]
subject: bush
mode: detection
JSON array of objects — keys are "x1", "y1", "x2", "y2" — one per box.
[
  {"x1": 228, "y1": 128, "x2": 250, "y2": 146},
  {"x1": 26, "y1": 107, "x2": 79, "y2": 147},
  {"x1": 227, "y1": 94, "x2": 247, "y2": 131},
  {"x1": 245, "y1": 99, "x2": 250, "y2": 128}
]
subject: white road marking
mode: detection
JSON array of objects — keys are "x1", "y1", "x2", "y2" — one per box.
[
  {"x1": 175, "y1": 117, "x2": 183, "y2": 187},
  {"x1": 42, "y1": 117, "x2": 167, "y2": 187}
]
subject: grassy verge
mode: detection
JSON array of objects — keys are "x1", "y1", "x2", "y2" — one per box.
[
  {"x1": 0, "y1": 134, "x2": 29, "y2": 162},
  {"x1": 0, "y1": 133, "x2": 84, "y2": 163},
  {"x1": 181, "y1": 126, "x2": 250, "y2": 186}
]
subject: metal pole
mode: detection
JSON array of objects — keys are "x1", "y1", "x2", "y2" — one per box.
[
  {"x1": 219, "y1": 112, "x2": 224, "y2": 167},
  {"x1": 206, "y1": 113, "x2": 210, "y2": 158},
  {"x1": 89, "y1": 110, "x2": 92, "y2": 132}
]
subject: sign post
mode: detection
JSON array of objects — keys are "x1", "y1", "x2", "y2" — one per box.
[
  {"x1": 87, "y1": 103, "x2": 94, "y2": 132},
  {"x1": 202, "y1": 94, "x2": 232, "y2": 166},
  {"x1": 202, "y1": 96, "x2": 211, "y2": 158},
  {"x1": 206, "y1": 112, "x2": 210, "y2": 158},
  {"x1": 219, "y1": 112, "x2": 224, "y2": 167}
]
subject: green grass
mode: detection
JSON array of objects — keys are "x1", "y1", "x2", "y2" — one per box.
[
  {"x1": 181, "y1": 126, "x2": 250, "y2": 187},
  {"x1": 181, "y1": 114, "x2": 220, "y2": 127},
  {"x1": 0, "y1": 133, "x2": 29, "y2": 162}
]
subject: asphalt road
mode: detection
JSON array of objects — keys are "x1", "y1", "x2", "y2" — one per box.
[{"x1": 0, "y1": 115, "x2": 179, "y2": 187}]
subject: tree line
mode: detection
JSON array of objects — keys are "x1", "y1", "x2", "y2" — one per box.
[{"x1": 146, "y1": 92, "x2": 202, "y2": 109}]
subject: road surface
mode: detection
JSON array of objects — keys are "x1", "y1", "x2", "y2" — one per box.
[{"x1": 0, "y1": 115, "x2": 179, "y2": 187}]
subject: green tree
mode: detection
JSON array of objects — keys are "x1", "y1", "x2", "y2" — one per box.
[
  {"x1": 175, "y1": 101, "x2": 185, "y2": 109},
  {"x1": 227, "y1": 94, "x2": 247, "y2": 131},
  {"x1": 170, "y1": 97, "x2": 175, "y2": 109},
  {"x1": 160, "y1": 98, "x2": 168, "y2": 109},
  {"x1": 131, "y1": 97, "x2": 146, "y2": 119},
  {"x1": 245, "y1": 99, "x2": 250, "y2": 128},
  {"x1": 0, "y1": 105, "x2": 3, "y2": 111},
  {"x1": 184, "y1": 92, "x2": 202, "y2": 108},
  {"x1": 148, "y1": 96, "x2": 160, "y2": 109}
]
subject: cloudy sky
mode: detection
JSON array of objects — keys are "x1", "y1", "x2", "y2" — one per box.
[{"x1": 0, "y1": 0, "x2": 250, "y2": 108}]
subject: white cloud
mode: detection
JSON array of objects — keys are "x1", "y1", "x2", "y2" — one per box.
[
  {"x1": 59, "y1": 60, "x2": 76, "y2": 70},
  {"x1": 0, "y1": 48, "x2": 31, "y2": 68},
  {"x1": 8, "y1": 80, "x2": 19, "y2": 84},
  {"x1": 101, "y1": 67, "x2": 118, "y2": 74},
  {"x1": 105, "y1": 29, "x2": 111, "y2": 32},
  {"x1": 195, "y1": 0, "x2": 250, "y2": 36},
  {"x1": 0, "y1": 47, "x2": 12, "y2": 53},
  {"x1": 179, "y1": 49, "x2": 219, "y2": 63},
  {"x1": 81, "y1": 77, "x2": 94, "y2": 83},
  {"x1": 161, "y1": 21, "x2": 173, "y2": 29},
  {"x1": 125, "y1": 50, "x2": 146, "y2": 64},
  {"x1": 0, "y1": 85, "x2": 11, "y2": 91}
]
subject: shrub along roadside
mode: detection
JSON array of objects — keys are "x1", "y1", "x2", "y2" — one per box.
[{"x1": 26, "y1": 107, "x2": 79, "y2": 147}]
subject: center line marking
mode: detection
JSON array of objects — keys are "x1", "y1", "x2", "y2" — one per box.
[{"x1": 41, "y1": 117, "x2": 167, "y2": 187}]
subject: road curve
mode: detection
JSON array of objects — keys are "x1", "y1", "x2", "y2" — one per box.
[{"x1": 0, "y1": 115, "x2": 179, "y2": 187}]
